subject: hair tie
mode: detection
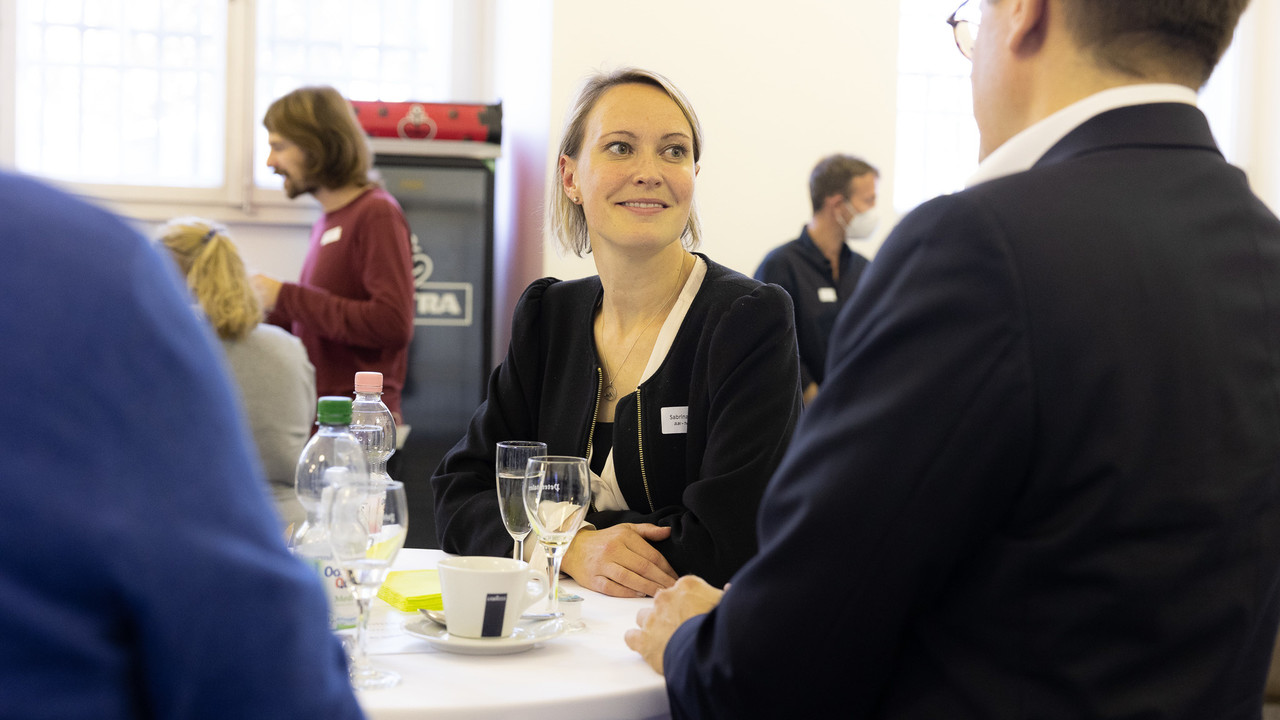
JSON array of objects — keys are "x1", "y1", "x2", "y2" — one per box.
[{"x1": 200, "y1": 228, "x2": 218, "y2": 245}]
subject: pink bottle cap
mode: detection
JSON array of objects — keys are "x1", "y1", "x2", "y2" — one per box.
[{"x1": 354, "y1": 371, "x2": 384, "y2": 393}]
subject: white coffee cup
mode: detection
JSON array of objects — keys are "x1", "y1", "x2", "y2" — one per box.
[{"x1": 437, "y1": 556, "x2": 548, "y2": 638}]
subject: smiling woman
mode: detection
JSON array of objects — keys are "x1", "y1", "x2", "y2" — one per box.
[
  {"x1": 548, "y1": 69, "x2": 703, "y2": 257},
  {"x1": 560, "y1": 83, "x2": 697, "y2": 265},
  {"x1": 432, "y1": 67, "x2": 804, "y2": 597}
]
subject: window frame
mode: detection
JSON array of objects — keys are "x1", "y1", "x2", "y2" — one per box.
[
  {"x1": 892, "y1": 0, "x2": 980, "y2": 217},
  {"x1": 0, "y1": 0, "x2": 492, "y2": 225}
]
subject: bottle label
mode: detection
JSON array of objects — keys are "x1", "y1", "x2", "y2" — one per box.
[{"x1": 299, "y1": 552, "x2": 357, "y2": 630}]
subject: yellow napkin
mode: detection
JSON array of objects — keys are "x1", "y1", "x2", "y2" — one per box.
[{"x1": 376, "y1": 569, "x2": 443, "y2": 613}]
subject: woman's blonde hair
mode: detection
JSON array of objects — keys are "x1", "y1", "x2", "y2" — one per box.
[
  {"x1": 547, "y1": 67, "x2": 703, "y2": 257},
  {"x1": 158, "y1": 218, "x2": 261, "y2": 341}
]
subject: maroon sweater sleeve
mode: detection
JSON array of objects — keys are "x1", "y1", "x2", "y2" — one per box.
[{"x1": 272, "y1": 190, "x2": 414, "y2": 350}]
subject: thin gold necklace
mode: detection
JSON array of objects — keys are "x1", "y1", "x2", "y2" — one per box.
[{"x1": 599, "y1": 253, "x2": 688, "y2": 402}]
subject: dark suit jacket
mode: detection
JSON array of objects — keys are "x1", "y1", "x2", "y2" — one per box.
[{"x1": 664, "y1": 103, "x2": 1280, "y2": 719}]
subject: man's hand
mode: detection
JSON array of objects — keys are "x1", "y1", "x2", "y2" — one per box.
[
  {"x1": 624, "y1": 576, "x2": 724, "y2": 674},
  {"x1": 250, "y1": 273, "x2": 283, "y2": 313},
  {"x1": 561, "y1": 523, "x2": 678, "y2": 598}
]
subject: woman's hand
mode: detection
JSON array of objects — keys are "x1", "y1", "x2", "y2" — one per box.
[{"x1": 561, "y1": 523, "x2": 678, "y2": 598}]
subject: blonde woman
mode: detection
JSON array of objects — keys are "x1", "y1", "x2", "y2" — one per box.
[
  {"x1": 432, "y1": 69, "x2": 803, "y2": 596},
  {"x1": 159, "y1": 218, "x2": 315, "y2": 532}
]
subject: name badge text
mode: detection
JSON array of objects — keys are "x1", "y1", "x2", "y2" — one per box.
[{"x1": 661, "y1": 406, "x2": 689, "y2": 435}]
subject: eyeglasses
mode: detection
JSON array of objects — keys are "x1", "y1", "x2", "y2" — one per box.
[{"x1": 947, "y1": 0, "x2": 979, "y2": 60}]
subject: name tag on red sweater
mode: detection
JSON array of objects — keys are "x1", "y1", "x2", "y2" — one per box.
[
  {"x1": 661, "y1": 407, "x2": 689, "y2": 434},
  {"x1": 321, "y1": 226, "x2": 343, "y2": 245}
]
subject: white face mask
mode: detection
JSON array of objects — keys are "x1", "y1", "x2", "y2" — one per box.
[{"x1": 843, "y1": 203, "x2": 879, "y2": 240}]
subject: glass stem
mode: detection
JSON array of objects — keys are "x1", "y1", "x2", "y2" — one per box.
[
  {"x1": 352, "y1": 596, "x2": 371, "y2": 673},
  {"x1": 546, "y1": 548, "x2": 563, "y2": 615},
  {"x1": 514, "y1": 537, "x2": 523, "y2": 561}
]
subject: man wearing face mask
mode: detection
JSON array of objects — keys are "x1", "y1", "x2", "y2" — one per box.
[{"x1": 755, "y1": 154, "x2": 879, "y2": 404}]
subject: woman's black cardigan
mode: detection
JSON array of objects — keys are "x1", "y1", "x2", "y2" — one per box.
[{"x1": 430, "y1": 255, "x2": 802, "y2": 587}]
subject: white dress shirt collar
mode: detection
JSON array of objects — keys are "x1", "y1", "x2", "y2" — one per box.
[{"x1": 966, "y1": 83, "x2": 1198, "y2": 188}]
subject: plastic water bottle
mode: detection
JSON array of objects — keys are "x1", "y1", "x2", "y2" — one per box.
[
  {"x1": 351, "y1": 371, "x2": 397, "y2": 484},
  {"x1": 289, "y1": 396, "x2": 368, "y2": 630}
]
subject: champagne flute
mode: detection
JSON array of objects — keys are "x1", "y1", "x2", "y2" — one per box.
[
  {"x1": 496, "y1": 441, "x2": 545, "y2": 560},
  {"x1": 326, "y1": 478, "x2": 408, "y2": 690},
  {"x1": 523, "y1": 456, "x2": 591, "y2": 617}
]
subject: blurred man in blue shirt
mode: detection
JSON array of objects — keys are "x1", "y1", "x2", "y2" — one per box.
[{"x1": 0, "y1": 170, "x2": 365, "y2": 720}]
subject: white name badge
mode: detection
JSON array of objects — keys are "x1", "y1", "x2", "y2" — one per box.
[
  {"x1": 817, "y1": 287, "x2": 838, "y2": 303},
  {"x1": 661, "y1": 406, "x2": 689, "y2": 435},
  {"x1": 321, "y1": 226, "x2": 343, "y2": 245}
]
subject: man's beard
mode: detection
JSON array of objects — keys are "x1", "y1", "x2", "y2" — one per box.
[{"x1": 280, "y1": 172, "x2": 317, "y2": 199}]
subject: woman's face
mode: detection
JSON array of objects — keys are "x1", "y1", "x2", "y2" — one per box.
[{"x1": 561, "y1": 83, "x2": 698, "y2": 256}]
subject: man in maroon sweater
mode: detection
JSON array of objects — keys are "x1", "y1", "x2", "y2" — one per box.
[{"x1": 252, "y1": 85, "x2": 415, "y2": 420}]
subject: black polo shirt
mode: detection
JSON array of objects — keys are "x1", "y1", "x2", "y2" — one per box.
[{"x1": 754, "y1": 226, "x2": 869, "y2": 388}]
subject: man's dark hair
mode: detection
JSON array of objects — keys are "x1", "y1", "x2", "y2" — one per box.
[
  {"x1": 263, "y1": 86, "x2": 371, "y2": 191},
  {"x1": 1060, "y1": 0, "x2": 1252, "y2": 87},
  {"x1": 809, "y1": 155, "x2": 878, "y2": 214}
]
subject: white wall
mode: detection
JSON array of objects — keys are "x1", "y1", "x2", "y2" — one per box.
[
  {"x1": 132, "y1": 206, "x2": 320, "y2": 284},
  {"x1": 213, "y1": 218, "x2": 318, "y2": 280},
  {"x1": 1225, "y1": 0, "x2": 1280, "y2": 214},
  {"x1": 535, "y1": 0, "x2": 901, "y2": 283},
  {"x1": 491, "y1": 0, "x2": 553, "y2": 357}
]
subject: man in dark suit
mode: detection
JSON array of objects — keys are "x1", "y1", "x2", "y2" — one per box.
[{"x1": 626, "y1": 0, "x2": 1280, "y2": 718}]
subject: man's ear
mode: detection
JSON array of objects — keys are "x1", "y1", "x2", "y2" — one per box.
[
  {"x1": 1007, "y1": 0, "x2": 1050, "y2": 57},
  {"x1": 819, "y1": 192, "x2": 847, "y2": 223}
]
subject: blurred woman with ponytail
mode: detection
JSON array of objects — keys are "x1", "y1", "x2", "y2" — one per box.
[{"x1": 159, "y1": 218, "x2": 314, "y2": 533}]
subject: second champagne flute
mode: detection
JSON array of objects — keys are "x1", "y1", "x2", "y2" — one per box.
[
  {"x1": 523, "y1": 455, "x2": 591, "y2": 617},
  {"x1": 495, "y1": 441, "x2": 546, "y2": 560}
]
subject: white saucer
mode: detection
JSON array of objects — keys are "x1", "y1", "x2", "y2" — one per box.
[{"x1": 402, "y1": 617, "x2": 566, "y2": 655}]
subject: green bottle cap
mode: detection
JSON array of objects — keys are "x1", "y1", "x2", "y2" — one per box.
[{"x1": 316, "y1": 396, "x2": 353, "y2": 425}]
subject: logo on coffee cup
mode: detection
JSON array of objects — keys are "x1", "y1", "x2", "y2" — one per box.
[{"x1": 481, "y1": 593, "x2": 508, "y2": 637}]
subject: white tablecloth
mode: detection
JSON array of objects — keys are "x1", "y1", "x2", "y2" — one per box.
[{"x1": 353, "y1": 548, "x2": 671, "y2": 720}]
